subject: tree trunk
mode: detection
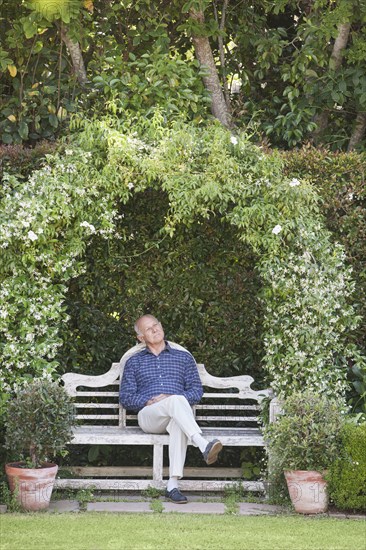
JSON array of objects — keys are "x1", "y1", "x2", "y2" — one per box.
[
  {"x1": 189, "y1": 8, "x2": 232, "y2": 128},
  {"x1": 213, "y1": 0, "x2": 231, "y2": 109},
  {"x1": 348, "y1": 112, "x2": 366, "y2": 151},
  {"x1": 61, "y1": 26, "x2": 88, "y2": 87},
  {"x1": 313, "y1": 22, "x2": 351, "y2": 138},
  {"x1": 330, "y1": 23, "x2": 351, "y2": 71}
]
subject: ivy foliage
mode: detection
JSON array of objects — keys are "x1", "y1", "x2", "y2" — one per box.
[{"x1": 0, "y1": 116, "x2": 364, "y2": 415}]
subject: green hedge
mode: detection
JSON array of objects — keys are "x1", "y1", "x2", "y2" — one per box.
[
  {"x1": 59, "y1": 192, "x2": 265, "y2": 381},
  {"x1": 328, "y1": 423, "x2": 366, "y2": 512}
]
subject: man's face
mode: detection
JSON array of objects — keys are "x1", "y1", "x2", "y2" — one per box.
[{"x1": 137, "y1": 317, "x2": 165, "y2": 347}]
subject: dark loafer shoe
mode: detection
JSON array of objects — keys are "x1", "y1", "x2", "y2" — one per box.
[
  {"x1": 203, "y1": 439, "x2": 223, "y2": 465},
  {"x1": 165, "y1": 488, "x2": 188, "y2": 504}
]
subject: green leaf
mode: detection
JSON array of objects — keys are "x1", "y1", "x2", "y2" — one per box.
[
  {"x1": 22, "y1": 18, "x2": 38, "y2": 39},
  {"x1": 18, "y1": 121, "x2": 29, "y2": 140},
  {"x1": 1, "y1": 132, "x2": 13, "y2": 144},
  {"x1": 48, "y1": 114, "x2": 58, "y2": 128}
]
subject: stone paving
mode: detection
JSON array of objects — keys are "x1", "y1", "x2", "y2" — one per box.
[
  {"x1": 47, "y1": 495, "x2": 366, "y2": 519},
  {"x1": 47, "y1": 492, "x2": 284, "y2": 515},
  {"x1": 49, "y1": 498, "x2": 279, "y2": 515}
]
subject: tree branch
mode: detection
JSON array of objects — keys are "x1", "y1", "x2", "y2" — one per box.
[
  {"x1": 214, "y1": 0, "x2": 231, "y2": 109},
  {"x1": 189, "y1": 7, "x2": 232, "y2": 128},
  {"x1": 348, "y1": 111, "x2": 366, "y2": 151},
  {"x1": 313, "y1": 23, "x2": 351, "y2": 138},
  {"x1": 61, "y1": 25, "x2": 88, "y2": 87}
]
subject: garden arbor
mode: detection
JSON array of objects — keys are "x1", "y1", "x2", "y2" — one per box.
[{"x1": 0, "y1": 119, "x2": 360, "y2": 412}]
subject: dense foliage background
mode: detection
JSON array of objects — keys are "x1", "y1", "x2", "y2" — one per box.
[{"x1": 1, "y1": 1, "x2": 365, "y2": 150}]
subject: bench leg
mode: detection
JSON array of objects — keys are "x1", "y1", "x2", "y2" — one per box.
[{"x1": 152, "y1": 444, "x2": 164, "y2": 487}]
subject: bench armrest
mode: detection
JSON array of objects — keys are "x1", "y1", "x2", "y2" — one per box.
[
  {"x1": 61, "y1": 363, "x2": 122, "y2": 396},
  {"x1": 197, "y1": 364, "x2": 272, "y2": 401},
  {"x1": 61, "y1": 343, "x2": 147, "y2": 396}
]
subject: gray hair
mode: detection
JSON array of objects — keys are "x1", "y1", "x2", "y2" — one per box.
[{"x1": 134, "y1": 314, "x2": 159, "y2": 336}]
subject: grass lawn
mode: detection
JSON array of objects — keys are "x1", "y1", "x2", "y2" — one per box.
[{"x1": 0, "y1": 513, "x2": 365, "y2": 550}]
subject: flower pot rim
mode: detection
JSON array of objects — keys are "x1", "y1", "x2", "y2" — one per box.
[
  {"x1": 5, "y1": 461, "x2": 58, "y2": 470},
  {"x1": 284, "y1": 469, "x2": 328, "y2": 474}
]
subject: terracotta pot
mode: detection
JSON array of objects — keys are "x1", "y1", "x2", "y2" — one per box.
[
  {"x1": 284, "y1": 470, "x2": 328, "y2": 514},
  {"x1": 5, "y1": 462, "x2": 58, "y2": 511}
]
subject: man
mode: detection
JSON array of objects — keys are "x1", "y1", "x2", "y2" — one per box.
[{"x1": 119, "y1": 314, "x2": 223, "y2": 504}]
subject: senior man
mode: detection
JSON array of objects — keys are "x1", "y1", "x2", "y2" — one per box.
[{"x1": 119, "y1": 314, "x2": 223, "y2": 503}]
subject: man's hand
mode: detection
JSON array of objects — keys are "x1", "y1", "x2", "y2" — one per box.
[{"x1": 146, "y1": 394, "x2": 171, "y2": 406}]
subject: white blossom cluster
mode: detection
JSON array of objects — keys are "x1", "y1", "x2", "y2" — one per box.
[
  {"x1": 0, "y1": 142, "x2": 125, "y2": 397},
  {"x1": 260, "y1": 228, "x2": 358, "y2": 399}
]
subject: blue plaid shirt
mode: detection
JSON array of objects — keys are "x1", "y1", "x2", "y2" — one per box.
[{"x1": 119, "y1": 342, "x2": 203, "y2": 412}]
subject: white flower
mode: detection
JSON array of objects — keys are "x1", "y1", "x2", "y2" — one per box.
[
  {"x1": 80, "y1": 221, "x2": 96, "y2": 233},
  {"x1": 65, "y1": 149, "x2": 74, "y2": 155},
  {"x1": 127, "y1": 182, "x2": 134, "y2": 190},
  {"x1": 289, "y1": 178, "x2": 300, "y2": 187},
  {"x1": 272, "y1": 224, "x2": 282, "y2": 235},
  {"x1": 27, "y1": 230, "x2": 38, "y2": 241},
  {"x1": 230, "y1": 136, "x2": 238, "y2": 145}
]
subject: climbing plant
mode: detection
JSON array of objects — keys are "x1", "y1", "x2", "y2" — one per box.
[{"x1": 0, "y1": 115, "x2": 364, "y2": 415}]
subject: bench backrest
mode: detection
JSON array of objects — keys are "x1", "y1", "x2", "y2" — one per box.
[{"x1": 62, "y1": 362, "x2": 271, "y2": 429}]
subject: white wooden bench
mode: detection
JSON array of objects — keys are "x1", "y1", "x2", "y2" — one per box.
[{"x1": 55, "y1": 348, "x2": 273, "y2": 493}]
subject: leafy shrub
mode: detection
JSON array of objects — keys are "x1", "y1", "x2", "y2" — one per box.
[
  {"x1": 4, "y1": 378, "x2": 75, "y2": 468},
  {"x1": 264, "y1": 390, "x2": 345, "y2": 472},
  {"x1": 328, "y1": 423, "x2": 366, "y2": 511},
  {"x1": 89, "y1": 47, "x2": 210, "y2": 123}
]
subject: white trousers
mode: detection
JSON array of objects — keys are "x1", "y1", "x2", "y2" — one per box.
[{"x1": 137, "y1": 395, "x2": 202, "y2": 479}]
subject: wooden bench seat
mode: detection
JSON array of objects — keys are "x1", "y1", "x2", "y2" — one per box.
[{"x1": 55, "y1": 353, "x2": 273, "y2": 493}]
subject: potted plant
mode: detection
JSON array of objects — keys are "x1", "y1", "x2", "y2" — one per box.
[
  {"x1": 4, "y1": 378, "x2": 75, "y2": 511},
  {"x1": 264, "y1": 389, "x2": 345, "y2": 514}
]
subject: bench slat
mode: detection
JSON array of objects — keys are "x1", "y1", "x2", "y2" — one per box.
[
  {"x1": 195, "y1": 404, "x2": 259, "y2": 410},
  {"x1": 62, "y1": 466, "x2": 244, "y2": 478},
  {"x1": 75, "y1": 403, "x2": 119, "y2": 409},
  {"x1": 75, "y1": 392, "x2": 119, "y2": 397},
  {"x1": 76, "y1": 415, "x2": 120, "y2": 420},
  {"x1": 202, "y1": 392, "x2": 254, "y2": 398},
  {"x1": 195, "y1": 415, "x2": 259, "y2": 422}
]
